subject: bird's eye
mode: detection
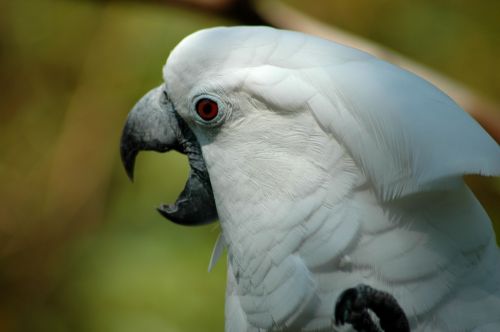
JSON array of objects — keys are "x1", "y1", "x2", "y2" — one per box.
[{"x1": 196, "y1": 98, "x2": 219, "y2": 121}]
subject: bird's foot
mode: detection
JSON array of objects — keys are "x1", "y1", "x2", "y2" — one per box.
[{"x1": 334, "y1": 284, "x2": 410, "y2": 332}]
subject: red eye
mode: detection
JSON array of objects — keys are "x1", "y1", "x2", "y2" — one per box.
[{"x1": 196, "y1": 98, "x2": 219, "y2": 121}]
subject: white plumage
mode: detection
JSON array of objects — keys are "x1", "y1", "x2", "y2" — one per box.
[{"x1": 162, "y1": 26, "x2": 500, "y2": 331}]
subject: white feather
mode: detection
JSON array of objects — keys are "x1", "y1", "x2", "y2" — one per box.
[
  {"x1": 162, "y1": 26, "x2": 500, "y2": 331},
  {"x1": 208, "y1": 233, "x2": 225, "y2": 272}
]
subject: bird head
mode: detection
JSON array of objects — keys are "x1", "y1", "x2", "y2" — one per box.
[
  {"x1": 120, "y1": 26, "x2": 500, "y2": 227},
  {"x1": 120, "y1": 26, "x2": 348, "y2": 227}
]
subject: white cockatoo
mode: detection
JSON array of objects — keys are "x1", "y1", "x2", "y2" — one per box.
[{"x1": 120, "y1": 26, "x2": 500, "y2": 331}]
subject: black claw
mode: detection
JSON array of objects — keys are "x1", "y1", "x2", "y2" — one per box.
[
  {"x1": 334, "y1": 288, "x2": 359, "y2": 325},
  {"x1": 334, "y1": 284, "x2": 410, "y2": 332}
]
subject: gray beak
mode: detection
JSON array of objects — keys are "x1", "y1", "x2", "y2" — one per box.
[{"x1": 120, "y1": 86, "x2": 218, "y2": 226}]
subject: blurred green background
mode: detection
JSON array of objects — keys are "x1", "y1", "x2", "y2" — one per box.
[{"x1": 0, "y1": 0, "x2": 498, "y2": 331}]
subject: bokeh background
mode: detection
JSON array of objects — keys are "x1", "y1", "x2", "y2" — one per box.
[{"x1": 0, "y1": 0, "x2": 499, "y2": 331}]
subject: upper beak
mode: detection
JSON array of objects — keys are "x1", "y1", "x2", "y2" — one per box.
[
  {"x1": 120, "y1": 86, "x2": 181, "y2": 181},
  {"x1": 120, "y1": 85, "x2": 218, "y2": 226}
]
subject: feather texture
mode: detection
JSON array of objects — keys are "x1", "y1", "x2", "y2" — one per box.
[{"x1": 162, "y1": 26, "x2": 500, "y2": 331}]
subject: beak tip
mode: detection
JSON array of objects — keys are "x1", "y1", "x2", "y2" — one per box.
[
  {"x1": 126, "y1": 169, "x2": 135, "y2": 182},
  {"x1": 120, "y1": 141, "x2": 137, "y2": 183},
  {"x1": 157, "y1": 204, "x2": 172, "y2": 220},
  {"x1": 123, "y1": 157, "x2": 136, "y2": 182}
]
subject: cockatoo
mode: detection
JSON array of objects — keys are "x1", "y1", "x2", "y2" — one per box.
[{"x1": 120, "y1": 26, "x2": 500, "y2": 331}]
